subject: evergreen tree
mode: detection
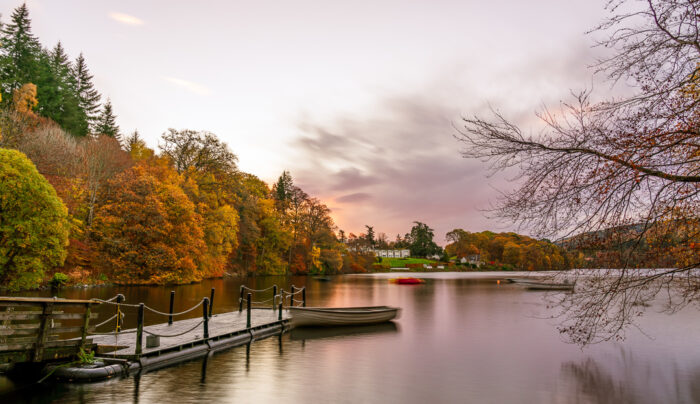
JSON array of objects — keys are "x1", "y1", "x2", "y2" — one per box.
[
  {"x1": 94, "y1": 98, "x2": 120, "y2": 139},
  {"x1": 72, "y1": 53, "x2": 101, "y2": 132},
  {"x1": 46, "y1": 42, "x2": 83, "y2": 134},
  {"x1": 0, "y1": 4, "x2": 41, "y2": 97}
]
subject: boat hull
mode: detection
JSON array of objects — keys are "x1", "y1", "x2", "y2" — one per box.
[{"x1": 289, "y1": 306, "x2": 400, "y2": 327}]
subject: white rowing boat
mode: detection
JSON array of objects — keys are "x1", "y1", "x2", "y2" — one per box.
[
  {"x1": 289, "y1": 306, "x2": 400, "y2": 327},
  {"x1": 507, "y1": 278, "x2": 576, "y2": 291}
]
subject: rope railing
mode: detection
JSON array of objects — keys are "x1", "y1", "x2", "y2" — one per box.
[
  {"x1": 143, "y1": 320, "x2": 205, "y2": 338},
  {"x1": 241, "y1": 285, "x2": 277, "y2": 293}
]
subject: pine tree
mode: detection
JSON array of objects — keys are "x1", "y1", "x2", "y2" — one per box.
[
  {"x1": 0, "y1": 4, "x2": 42, "y2": 96},
  {"x1": 72, "y1": 53, "x2": 101, "y2": 132},
  {"x1": 48, "y1": 42, "x2": 83, "y2": 135},
  {"x1": 94, "y1": 99, "x2": 120, "y2": 139}
]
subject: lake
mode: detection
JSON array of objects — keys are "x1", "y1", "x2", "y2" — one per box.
[{"x1": 2, "y1": 272, "x2": 700, "y2": 403}]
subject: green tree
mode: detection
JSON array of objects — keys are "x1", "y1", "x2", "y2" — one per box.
[
  {"x1": 72, "y1": 52, "x2": 101, "y2": 134},
  {"x1": 407, "y1": 221, "x2": 441, "y2": 257},
  {"x1": 0, "y1": 148, "x2": 70, "y2": 291},
  {"x1": 364, "y1": 225, "x2": 375, "y2": 248},
  {"x1": 94, "y1": 98, "x2": 120, "y2": 140},
  {"x1": 0, "y1": 4, "x2": 41, "y2": 97}
]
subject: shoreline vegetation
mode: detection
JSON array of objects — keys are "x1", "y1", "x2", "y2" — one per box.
[{"x1": 0, "y1": 4, "x2": 688, "y2": 294}]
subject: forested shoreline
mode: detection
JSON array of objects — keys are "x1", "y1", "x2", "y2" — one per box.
[{"x1": 0, "y1": 4, "x2": 579, "y2": 292}]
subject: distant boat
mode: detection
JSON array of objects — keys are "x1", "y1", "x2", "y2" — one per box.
[
  {"x1": 312, "y1": 276, "x2": 333, "y2": 282},
  {"x1": 289, "y1": 306, "x2": 400, "y2": 327},
  {"x1": 507, "y1": 278, "x2": 575, "y2": 291},
  {"x1": 390, "y1": 277, "x2": 425, "y2": 285}
]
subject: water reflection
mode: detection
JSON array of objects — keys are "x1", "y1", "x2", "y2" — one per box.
[
  {"x1": 2, "y1": 274, "x2": 700, "y2": 403},
  {"x1": 289, "y1": 322, "x2": 399, "y2": 341},
  {"x1": 561, "y1": 347, "x2": 700, "y2": 404}
]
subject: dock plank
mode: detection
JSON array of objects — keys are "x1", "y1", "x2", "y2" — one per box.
[{"x1": 89, "y1": 309, "x2": 290, "y2": 358}]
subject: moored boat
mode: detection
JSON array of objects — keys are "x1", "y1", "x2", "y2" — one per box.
[
  {"x1": 289, "y1": 306, "x2": 400, "y2": 327},
  {"x1": 507, "y1": 278, "x2": 575, "y2": 291},
  {"x1": 390, "y1": 277, "x2": 425, "y2": 285}
]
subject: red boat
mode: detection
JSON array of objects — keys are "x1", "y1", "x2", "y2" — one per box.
[{"x1": 391, "y1": 277, "x2": 425, "y2": 285}]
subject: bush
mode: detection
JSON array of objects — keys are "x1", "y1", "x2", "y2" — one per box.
[{"x1": 50, "y1": 272, "x2": 69, "y2": 288}]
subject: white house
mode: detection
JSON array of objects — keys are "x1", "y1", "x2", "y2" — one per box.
[{"x1": 374, "y1": 249, "x2": 410, "y2": 258}]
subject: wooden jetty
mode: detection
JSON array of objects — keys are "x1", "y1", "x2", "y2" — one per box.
[
  {"x1": 0, "y1": 297, "x2": 98, "y2": 364},
  {"x1": 0, "y1": 285, "x2": 306, "y2": 382}
]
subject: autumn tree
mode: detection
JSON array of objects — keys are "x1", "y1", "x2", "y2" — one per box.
[
  {"x1": 0, "y1": 148, "x2": 70, "y2": 291},
  {"x1": 92, "y1": 162, "x2": 207, "y2": 284},
  {"x1": 456, "y1": 0, "x2": 700, "y2": 345},
  {"x1": 159, "y1": 128, "x2": 238, "y2": 175}
]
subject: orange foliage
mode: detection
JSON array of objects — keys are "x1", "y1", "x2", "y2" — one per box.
[{"x1": 91, "y1": 162, "x2": 207, "y2": 284}]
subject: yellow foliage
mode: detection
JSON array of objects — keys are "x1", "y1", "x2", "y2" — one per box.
[{"x1": 13, "y1": 83, "x2": 38, "y2": 115}]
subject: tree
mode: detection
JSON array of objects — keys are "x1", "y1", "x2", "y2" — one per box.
[
  {"x1": 456, "y1": 0, "x2": 700, "y2": 345},
  {"x1": 72, "y1": 53, "x2": 101, "y2": 134},
  {"x1": 407, "y1": 221, "x2": 441, "y2": 257},
  {"x1": 272, "y1": 170, "x2": 293, "y2": 211},
  {"x1": 94, "y1": 99, "x2": 120, "y2": 140},
  {"x1": 364, "y1": 225, "x2": 376, "y2": 248},
  {"x1": 91, "y1": 162, "x2": 207, "y2": 284},
  {"x1": 0, "y1": 4, "x2": 41, "y2": 96},
  {"x1": 159, "y1": 128, "x2": 238, "y2": 175},
  {"x1": 12, "y1": 82, "x2": 38, "y2": 115},
  {"x1": 0, "y1": 148, "x2": 70, "y2": 291}
]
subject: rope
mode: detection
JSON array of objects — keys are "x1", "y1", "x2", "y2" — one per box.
[
  {"x1": 143, "y1": 299, "x2": 204, "y2": 317},
  {"x1": 250, "y1": 298, "x2": 274, "y2": 304},
  {"x1": 281, "y1": 288, "x2": 305, "y2": 296},
  {"x1": 241, "y1": 285, "x2": 277, "y2": 292},
  {"x1": 91, "y1": 295, "x2": 121, "y2": 303},
  {"x1": 90, "y1": 313, "x2": 122, "y2": 329},
  {"x1": 88, "y1": 328, "x2": 137, "y2": 336},
  {"x1": 144, "y1": 321, "x2": 204, "y2": 338},
  {"x1": 91, "y1": 299, "x2": 142, "y2": 308}
]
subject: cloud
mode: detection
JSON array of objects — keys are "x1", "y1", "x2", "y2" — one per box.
[
  {"x1": 109, "y1": 12, "x2": 144, "y2": 26},
  {"x1": 162, "y1": 76, "x2": 212, "y2": 96},
  {"x1": 336, "y1": 192, "x2": 372, "y2": 203},
  {"x1": 287, "y1": 43, "x2": 615, "y2": 243}
]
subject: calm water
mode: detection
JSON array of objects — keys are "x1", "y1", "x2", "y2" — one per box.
[{"x1": 2, "y1": 272, "x2": 700, "y2": 403}]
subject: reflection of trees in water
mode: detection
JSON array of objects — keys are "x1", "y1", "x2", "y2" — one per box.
[{"x1": 561, "y1": 347, "x2": 700, "y2": 404}]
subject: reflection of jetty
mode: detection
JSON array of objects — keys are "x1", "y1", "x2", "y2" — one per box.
[{"x1": 0, "y1": 285, "x2": 306, "y2": 382}]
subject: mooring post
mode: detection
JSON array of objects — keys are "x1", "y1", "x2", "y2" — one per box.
[
  {"x1": 202, "y1": 297, "x2": 209, "y2": 339},
  {"x1": 168, "y1": 291, "x2": 175, "y2": 325},
  {"x1": 272, "y1": 285, "x2": 277, "y2": 310},
  {"x1": 302, "y1": 288, "x2": 306, "y2": 307},
  {"x1": 116, "y1": 294, "x2": 124, "y2": 332},
  {"x1": 209, "y1": 288, "x2": 215, "y2": 318},
  {"x1": 246, "y1": 293, "x2": 252, "y2": 328},
  {"x1": 81, "y1": 303, "x2": 91, "y2": 347},
  {"x1": 290, "y1": 286, "x2": 296, "y2": 307},
  {"x1": 239, "y1": 286, "x2": 244, "y2": 312},
  {"x1": 135, "y1": 303, "x2": 144, "y2": 356},
  {"x1": 278, "y1": 302, "x2": 283, "y2": 321}
]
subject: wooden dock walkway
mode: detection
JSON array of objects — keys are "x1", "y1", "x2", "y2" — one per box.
[{"x1": 90, "y1": 309, "x2": 290, "y2": 359}]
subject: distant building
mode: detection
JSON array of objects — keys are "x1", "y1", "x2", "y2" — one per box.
[
  {"x1": 460, "y1": 255, "x2": 482, "y2": 267},
  {"x1": 374, "y1": 249, "x2": 410, "y2": 258}
]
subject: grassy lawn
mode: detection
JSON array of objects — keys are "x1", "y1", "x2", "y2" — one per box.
[{"x1": 379, "y1": 257, "x2": 436, "y2": 267}]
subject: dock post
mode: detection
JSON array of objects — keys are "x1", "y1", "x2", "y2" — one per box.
[
  {"x1": 278, "y1": 302, "x2": 282, "y2": 321},
  {"x1": 302, "y1": 288, "x2": 306, "y2": 307},
  {"x1": 246, "y1": 293, "x2": 252, "y2": 328},
  {"x1": 209, "y1": 288, "x2": 215, "y2": 318},
  {"x1": 272, "y1": 285, "x2": 277, "y2": 310},
  {"x1": 116, "y1": 294, "x2": 124, "y2": 332},
  {"x1": 239, "y1": 286, "x2": 244, "y2": 312},
  {"x1": 135, "y1": 303, "x2": 144, "y2": 356},
  {"x1": 168, "y1": 291, "x2": 175, "y2": 325},
  {"x1": 81, "y1": 303, "x2": 91, "y2": 348},
  {"x1": 290, "y1": 286, "x2": 295, "y2": 307},
  {"x1": 202, "y1": 298, "x2": 209, "y2": 339}
]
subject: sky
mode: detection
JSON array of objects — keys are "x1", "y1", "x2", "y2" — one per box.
[{"x1": 2, "y1": 0, "x2": 615, "y2": 243}]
